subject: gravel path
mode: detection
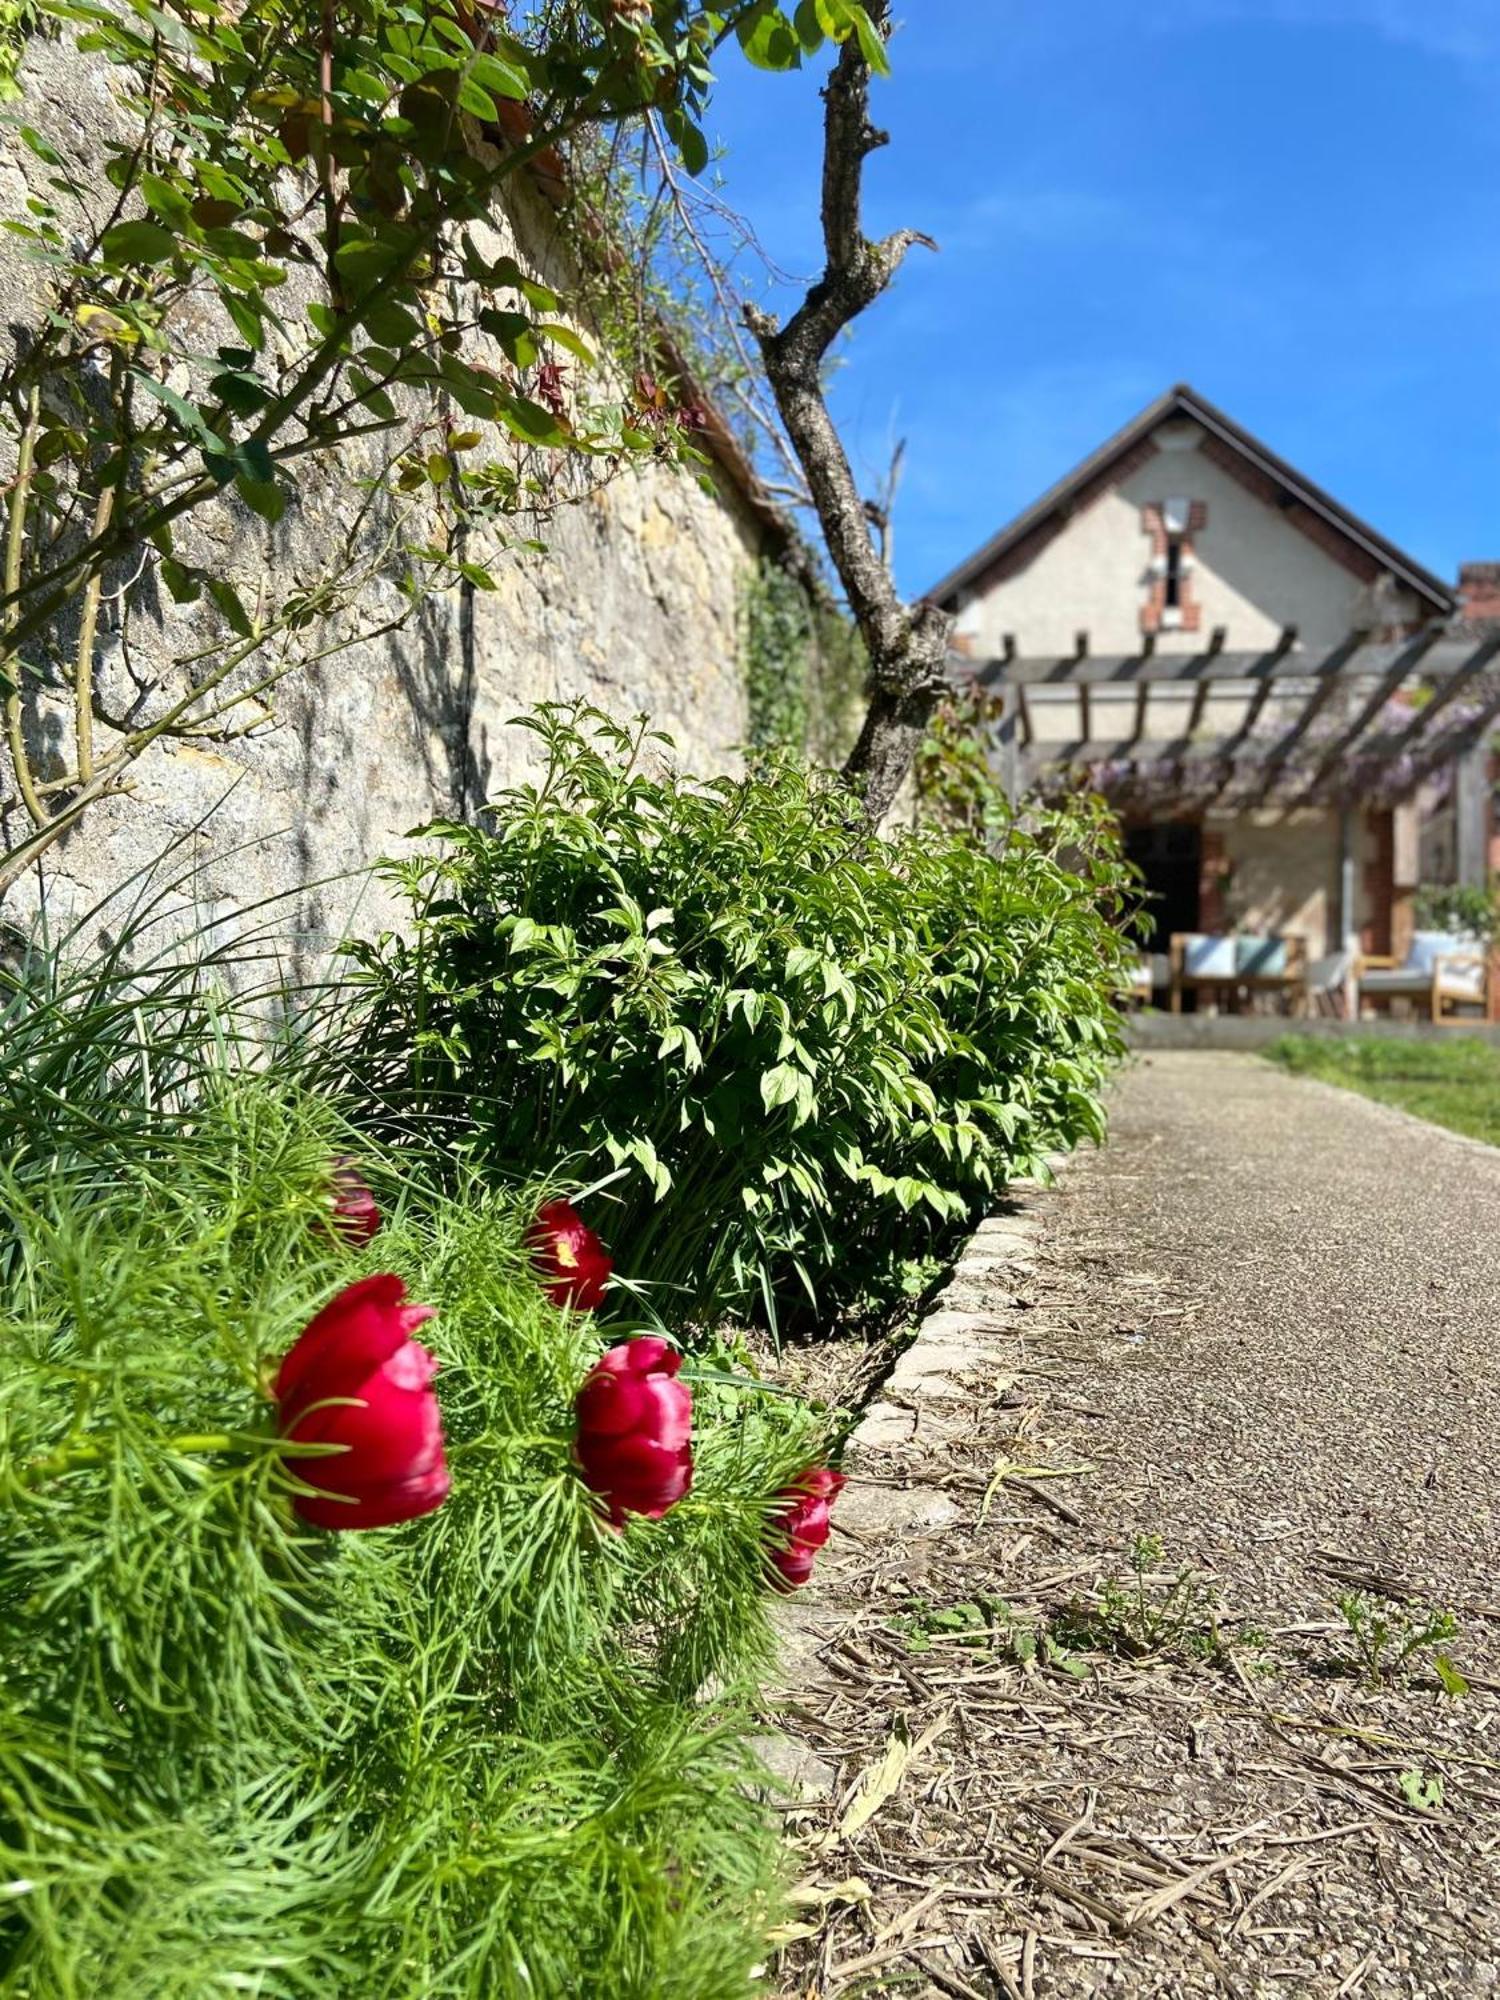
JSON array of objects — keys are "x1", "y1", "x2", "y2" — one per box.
[
  {"x1": 771, "y1": 1052, "x2": 1500, "y2": 2000},
  {"x1": 1062, "y1": 1050, "x2": 1500, "y2": 1649}
]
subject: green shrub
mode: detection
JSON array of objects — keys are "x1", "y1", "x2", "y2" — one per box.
[
  {"x1": 344, "y1": 704, "x2": 1134, "y2": 1330},
  {"x1": 1413, "y1": 879, "x2": 1498, "y2": 942},
  {"x1": 1, "y1": 962, "x2": 822, "y2": 1996}
]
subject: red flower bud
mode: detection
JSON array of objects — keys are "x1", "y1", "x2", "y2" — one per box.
[
  {"x1": 527, "y1": 1198, "x2": 612, "y2": 1312},
  {"x1": 574, "y1": 1336, "x2": 692, "y2": 1525},
  {"x1": 767, "y1": 1466, "x2": 845, "y2": 1589},
  {"x1": 328, "y1": 1156, "x2": 381, "y2": 1246},
  {"x1": 275, "y1": 1274, "x2": 450, "y2": 1531}
]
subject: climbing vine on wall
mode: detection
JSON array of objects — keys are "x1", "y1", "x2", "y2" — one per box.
[
  {"x1": 0, "y1": 0, "x2": 888, "y2": 898},
  {"x1": 742, "y1": 556, "x2": 810, "y2": 754},
  {"x1": 741, "y1": 555, "x2": 865, "y2": 765}
]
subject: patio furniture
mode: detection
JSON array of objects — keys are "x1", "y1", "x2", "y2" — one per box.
[
  {"x1": 1303, "y1": 948, "x2": 1355, "y2": 1018},
  {"x1": 1355, "y1": 930, "x2": 1489, "y2": 1025},
  {"x1": 1126, "y1": 950, "x2": 1170, "y2": 1007},
  {"x1": 1169, "y1": 932, "x2": 1308, "y2": 1015}
]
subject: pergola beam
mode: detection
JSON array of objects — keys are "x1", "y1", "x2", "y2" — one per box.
[
  {"x1": 965, "y1": 627, "x2": 1473, "y2": 690},
  {"x1": 979, "y1": 620, "x2": 1498, "y2": 811},
  {"x1": 1292, "y1": 626, "x2": 1473, "y2": 803},
  {"x1": 1368, "y1": 632, "x2": 1500, "y2": 762},
  {"x1": 1244, "y1": 628, "x2": 1370, "y2": 805},
  {"x1": 1203, "y1": 626, "x2": 1300, "y2": 802},
  {"x1": 1023, "y1": 733, "x2": 1248, "y2": 770},
  {"x1": 1185, "y1": 626, "x2": 1227, "y2": 737}
]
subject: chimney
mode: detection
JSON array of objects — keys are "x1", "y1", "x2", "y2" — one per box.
[{"x1": 1458, "y1": 562, "x2": 1500, "y2": 628}]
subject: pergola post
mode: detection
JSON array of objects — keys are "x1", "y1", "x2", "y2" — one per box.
[
  {"x1": 1391, "y1": 799, "x2": 1420, "y2": 963},
  {"x1": 1455, "y1": 739, "x2": 1492, "y2": 888},
  {"x1": 995, "y1": 680, "x2": 1021, "y2": 802},
  {"x1": 1338, "y1": 808, "x2": 1359, "y2": 1017}
]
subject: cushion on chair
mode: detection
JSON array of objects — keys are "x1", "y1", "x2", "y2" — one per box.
[
  {"x1": 1359, "y1": 968, "x2": 1434, "y2": 996},
  {"x1": 1234, "y1": 934, "x2": 1287, "y2": 977},
  {"x1": 1404, "y1": 930, "x2": 1450, "y2": 976},
  {"x1": 1436, "y1": 954, "x2": 1486, "y2": 1000},
  {"x1": 1182, "y1": 933, "x2": 1235, "y2": 977},
  {"x1": 1397, "y1": 929, "x2": 1486, "y2": 1000}
]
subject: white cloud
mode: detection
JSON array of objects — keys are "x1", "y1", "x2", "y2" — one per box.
[{"x1": 1150, "y1": 0, "x2": 1500, "y2": 62}]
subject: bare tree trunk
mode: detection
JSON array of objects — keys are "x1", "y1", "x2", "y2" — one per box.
[{"x1": 744, "y1": 3, "x2": 950, "y2": 824}]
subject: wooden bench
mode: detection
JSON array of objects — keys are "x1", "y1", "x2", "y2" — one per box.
[{"x1": 1169, "y1": 932, "x2": 1308, "y2": 1016}]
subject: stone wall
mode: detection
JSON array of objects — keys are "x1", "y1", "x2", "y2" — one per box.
[{"x1": 0, "y1": 34, "x2": 781, "y2": 962}]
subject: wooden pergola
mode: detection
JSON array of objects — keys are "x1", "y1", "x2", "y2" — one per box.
[{"x1": 961, "y1": 623, "x2": 1500, "y2": 877}]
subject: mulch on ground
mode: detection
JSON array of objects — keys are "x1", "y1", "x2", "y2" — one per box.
[{"x1": 765, "y1": 1054, "x2": 1500, "y2": 1999}]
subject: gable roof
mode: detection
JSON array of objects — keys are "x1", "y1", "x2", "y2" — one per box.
[{"x1": 924, "y1": 382, "x2": 1455, "y2": 616}]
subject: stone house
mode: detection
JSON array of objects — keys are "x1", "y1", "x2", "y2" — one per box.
[{"x1": 927, "y1": 383, "x2": 1498, "y2": 972}]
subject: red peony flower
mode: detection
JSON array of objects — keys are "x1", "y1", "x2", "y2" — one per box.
[
  {"x1": 328, "y1": 1156, "x2": 381, "y2": 1246},
  {"x1": 767, "y1": 1466, "x2": 845, "y2": 1589},
  {"x1": 574, "y1": 1336, "x2": 692, "y2": 1526},
  {"x1": 274, "y1": 1274, "x2": 450, "y2": 1531},
  {"x1": 528, "y1": 1198, "x2": 612, "y2": 1312}
]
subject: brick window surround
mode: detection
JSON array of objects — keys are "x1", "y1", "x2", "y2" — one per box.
[{"x1": 1140, "y1": 499, "x2": 1207, "y2": 635}]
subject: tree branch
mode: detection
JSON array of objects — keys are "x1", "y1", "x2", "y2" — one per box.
[{"x1": 742, "y1": 5, "x2": 949, "y2": 821}]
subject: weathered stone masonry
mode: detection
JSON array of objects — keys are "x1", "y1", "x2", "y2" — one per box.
[{"x1": 0, "y1": 36, "x2": 785, "y2": 959}]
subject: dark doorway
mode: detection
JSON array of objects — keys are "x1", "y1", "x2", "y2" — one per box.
[{"x1": 1125, "y1": 820, "x2": 1202, "y2": 952}]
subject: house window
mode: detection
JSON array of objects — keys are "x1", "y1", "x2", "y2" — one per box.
[
  {"x1": 1141, "y1": 498, "x2": 1205, "y2": 636},
  {"x1": 1164, "y1": 536, "x2": 1184, "y2": 610}
]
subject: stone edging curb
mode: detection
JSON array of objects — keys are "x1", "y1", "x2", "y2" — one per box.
[{"x1": 757, "y1": 1154, "x2": 1071, "y2": 1799}]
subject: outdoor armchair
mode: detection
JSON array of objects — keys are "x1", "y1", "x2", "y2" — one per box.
[{"x1": 1355, "y1": 930, "x2": 1489, "y2": 1026}]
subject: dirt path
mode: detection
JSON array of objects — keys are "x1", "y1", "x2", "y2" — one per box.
[{"x1": 771, "y1": 1052, "x2": 1500, "y2": 1999}]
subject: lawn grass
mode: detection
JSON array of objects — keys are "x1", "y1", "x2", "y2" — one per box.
[{"x1": 1265, "y1": 1033, "x2": 1500, "y2": 1148}]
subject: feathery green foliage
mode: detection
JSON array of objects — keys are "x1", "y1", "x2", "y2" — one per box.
[
  {"x1": 1, "y1": 940, "x2": 821, "y2": 1997},
  {"x1": 342, "y1": 703, "x2": 1136, "y2": 1331}
]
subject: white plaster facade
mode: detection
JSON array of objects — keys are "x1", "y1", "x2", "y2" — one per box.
[{"x1": 947, "y1": 417, "x2": 1428, "y2": 671}]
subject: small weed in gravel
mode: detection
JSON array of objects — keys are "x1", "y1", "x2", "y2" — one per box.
[
  {"x1": 1055, "y1": 1535, "x2": 1244, "y2": 1665},
  {"x1": 1334, "y1": 1590, "x2": 1468, "y2": 1692},
  {"x1": 893, "y1": 1596, "x2": 1093, "y2": 1678},
  {"x1": 1397, "y1": 1766, "x2": 1446, "y2": 1813}
]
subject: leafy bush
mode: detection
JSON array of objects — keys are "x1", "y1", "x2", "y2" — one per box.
[
  {"x1": 344, "y1": 704, "x2": 1135, "y2": 1330},
  {"x1": 1, "y1": 936, "x2": 824, "y2": 1998},
  {"x1": 1413, "y1": 880, "x2": 1498, "y2": 942}
]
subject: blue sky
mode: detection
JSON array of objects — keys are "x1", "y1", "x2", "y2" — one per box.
[{"x1": 700, "y1": 0, "x2": 1500, "y2": 600}]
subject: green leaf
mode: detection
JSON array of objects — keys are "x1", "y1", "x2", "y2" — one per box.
[
  {"x1": 737, "y1": 4, "x2": 802, "y2": 69},
  {"x1": 134, "y1": 372, "x2": 214, "y2": 444},
  {"x1": 1434, "y1": 1653, "x2": 1469, "y2": 1697},
  {"x1": 206, "y1": 577, "x2": 253, "y2": 638},
  {"x1": 469, "y1": 51, "x2": 529, "y2": 101},
  {"x1": 664, "y1": 106, "x2": 708, "y2": 177},
  {"x1": 99, "y1": 218, "x2": 177, "y2": 264},
  {"x1": 209, "y1": 370, "x2": 267, "y2": 417},
  {"x1": 792, "y1": 0, "x2": 826, "y2": 52},
  {"x1": 17, "y1": 125, "x2": 62, "y2": 167},
  {"x1": 139, "y1": 172, "x2": 193, "y2": 228},
  {"x1": 365, "y1": 300, "x2": 422, "y2": 346},
  {"x1": 480, "y1": 308, "x2": 537, "y2": 367},
  {"x1": 495, "y1": 394, "x2": 567, "y2": 446},
  {"x1": 455, "y1": 75, "x2": 499, "y2": 121},
  {"x1": 848, "y1": 3, "x2": 891, "y2": 75},
  {"x1": 760, "y1": 1064, "x2": 802, "y2": 1112},
  {"x1": 334, "y1": 232, "x2": 408, "y2": 289},
  {"x1": 538, "y1": 322, "x2": 594, "y2": 367},
  {"x1": 235, "y1": 473, "x2": 285, "y2": 525},
  {"x1": 159, "y1": 556, "x2": 201, "y2": 605}
]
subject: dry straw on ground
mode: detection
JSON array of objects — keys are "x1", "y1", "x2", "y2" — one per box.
[{"x1": 763, "y1": 1054, "x2": 1500, "y2": 1998}]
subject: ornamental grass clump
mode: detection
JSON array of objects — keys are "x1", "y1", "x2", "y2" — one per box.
[
  {"x1": 1, "y1": 1025, "x2": 826, "y2": 1995},
  {"x1": 346, "y1": 702, "x2": 1136, "y2": 1330}
]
